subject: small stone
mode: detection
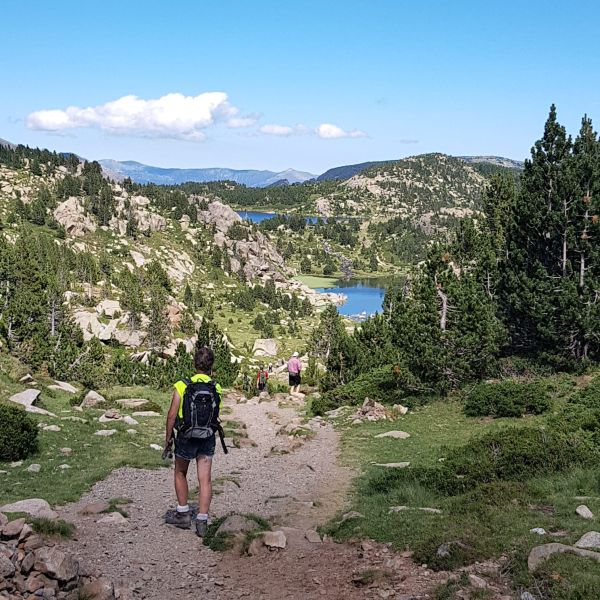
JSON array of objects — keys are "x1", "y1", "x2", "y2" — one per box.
[
  {"x1": 374, "y1": 431, "x2": 411, "y2": 439},
  {"x1": 0, "y1": 554, "x2": 16, "y2": 577},
  {"x1": 80, "y1": 577, "x2": 115, "y2": 600},
  {"x1": 305, "y1": 530, "x2": 322, "y2": 543},
  {"x1": 521, "y1": 593, "x2": 537, "y2": 600},
  {"x1": 468, "y1": 574, "x2": 487, "y2": 588},
  {"x1": 58, "y1": 464, "x2": 70, "y2": 470},
  {"x1": 95, "y1": 429, "x2": 118, "y2": 437},
  {"x1": 351, "y1": 419, "x2": 363, "y2": 425},
  {"x1": 247, "y1": 536, "x2": 265, "y2": 556},
  {"x1": 97, "y1": 512, "x2": 128, "y2": 525},
  {"x1": 60, "y1": 448, "x2": 73, "y2": 456},
  {"x1": 43, "y1": 425, "x2": 61, "y2": 432},
  {"x1": 122, "y1": 415, "x2": 139, "y2": 426},
  {"x1": 27, "y1": 464, "x2": 42, "y2": 473},
  {"x1": 373, "y1": 462, "x2": 410, "y2": 469},
  {"x1": 10, "y1": 460, "x2": 23, "y2": 468},
  {"x1": 80, "y1": 501, "x2": 111, "y2": 515},
  {"x1": 19, "y1": 373, "x2": 35, "y2": 384},
  {"x1": 149, "y1": 444, "x2": 162, "y2": 451},
  {"x1": 116, "y1": 398, "x2": 149, "y2": 409},
  {"x1": 530, "y1": 527, "x2": 546, "y2": 535},
  {"x1": 132, "y1": 411, "x2": 161, "y2": 417},
  {"x1": 263, "y1": 530, "x2": 286, "y2": 549},
  {"x1": 126, "y1": 429, "x2": 138, "y2": 435},
  {"x1": 575, "y1": 531, "x2": 600, "y2": 550},
  {"x1": 340, "y1": 511, "x2": 364, "y2": 522},
  {"x1": 576, "y1": 505, "x2": 595, "y2": 520},
  {"x1": 391, "y1": 404, "x2": 409, "y2": 415}
]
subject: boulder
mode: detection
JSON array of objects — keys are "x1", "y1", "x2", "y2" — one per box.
[
  {"x1": 391, "y1": 404, "x2": 409, "y2": 416},
  {"x1": 2, "y1": 517, "x2": 26, "y2": 538},
  {"x1": 576, "y1": 505, "x2": 595, "y2": 520},
  {"x1": 252, "y1": 338, "x2": 278, "y2": 357},
  {"x1": 34, "y1": 546, "x2": 79, "y2": 581},
  {"x1": 263, "y1": 530, "x2": 286, "y2": 549},
  {"x1": 216, "y1": 515, "x2": 260, "y2": 535},
  {"x1": 9, "y1": 388, "x2": 41, "y2": 408},
  {"x1": 122, "y1": 415, "x2": 139, "y2": 426},
  {"x1": 198, "y1": 200, "x2": 242, "y2": 233},
  {"x1": 99, "y1": 409, "x2": 122, "y2": 423},
  {"x1": 81, "y1": 390, "x2": 106, "y2": 408},
  {"x1": 0, "y1": 554, "x2": 15, "y2": 578},
  {"x1": 575, "y1": 531, "x2": 600, "y2": 550},
  {"x1": 374, "y1": 431, "x2": 411, "y2": 440},
  {"x1": 528, "y1": 542, "x2": 600, "y2": 572},
  {"x1": 49, "y1": 380, "x2": 78, "y2": 394},
  {"x1": 27, "y1": 464, "x2": 41, "y2": 473},
  {"x1": 0, "y1": 499, "x2": 56, "y2": 519},
  {"x1": 305, "y1": 530, "x2": 322, "y2": 543}
]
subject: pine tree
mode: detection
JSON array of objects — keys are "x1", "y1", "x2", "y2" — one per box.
[{"x1": 147, "y1": 285, "x2": 170, "y2": 350}]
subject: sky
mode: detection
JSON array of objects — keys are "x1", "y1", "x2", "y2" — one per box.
[{"x1": 2, "y1": 0, "x2": 600, "y2": 174}]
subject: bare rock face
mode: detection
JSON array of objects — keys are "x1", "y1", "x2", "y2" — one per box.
[
  {"x1": 199, "y1": 201, "x2": 242, "y2": 233},
  {"x1": 54, "y1": 196, "x2": 97, "y2": 237},
  {"x1": 253, "y1": 338, "x2": 279, "y2": 357}
]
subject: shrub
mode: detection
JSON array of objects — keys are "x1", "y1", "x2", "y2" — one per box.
[
  {"x1": 464, "y1": 380, "x2": 551, "y2": 418},
  {"x1": 0, "y1": 403, "x2": 39, "y2": 461},
  {"x1": 364, "y1": 427, "x2": 597, "y2": 497},
  {"x1": 313, "y1": 364, "x2": 419, "y2": 416}
]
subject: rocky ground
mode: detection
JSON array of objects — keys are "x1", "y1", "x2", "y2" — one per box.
[{"x1": 3, "y1": 391, "x2": 516, "y2": 600}]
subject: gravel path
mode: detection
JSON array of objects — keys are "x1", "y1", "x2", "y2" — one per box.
[{"x1": 57, "y1": 394, "x2": 510, "y2": 600}]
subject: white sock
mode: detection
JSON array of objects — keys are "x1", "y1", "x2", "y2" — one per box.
[
  {"x1": 197, "y1": 513, "x2": 208, "y2": 521},
  {"x1": 176, "y1": 504, "x2": 190, "y2": 513}
]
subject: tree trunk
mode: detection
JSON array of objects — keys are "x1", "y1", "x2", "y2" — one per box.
[{"x1": 437, "y1": 288, "x2": 448, "y2": 332}]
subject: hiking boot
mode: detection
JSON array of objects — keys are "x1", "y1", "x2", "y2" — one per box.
[
  {"x1": 195, "y1": 519, "x2": 208, "y2": 537},
  {"x1": 166, "y1": 510, "x2": 192, "y2": 529}
]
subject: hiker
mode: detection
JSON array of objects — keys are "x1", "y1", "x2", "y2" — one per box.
[
  {"x1": 256, "y1": 364, "x2": 269, "y2": 392},
  {"x1": 288, "y1": 351, "x2": 302, "y2": 393},
  {"x1": 164, "y1": 345, "x2": 224, "y2": 536},
  {"x1": 268, "y1": 362, "x2": 273, "y2": 373}
]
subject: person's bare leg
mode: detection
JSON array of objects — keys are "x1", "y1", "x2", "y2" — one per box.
[
  {"x1": 174, "y1": 457, "x2": 190, "y2": 506},
  {"x1": 196, "y1": 455, "x2": 213, "y2": 515}
]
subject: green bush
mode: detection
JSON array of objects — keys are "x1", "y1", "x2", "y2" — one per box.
[
  {"x1": 464, "y1": 380, "x2": 550, "y2": 418},
  {"x1": 364, "y1": 427, "x2": 596, "y2": 497},
  {"x1": 313, "y1": 364, "x2": 419, "y2": 415},
  {"x1": 0, "y1": 403, "x2": 39, "y2": 461}
]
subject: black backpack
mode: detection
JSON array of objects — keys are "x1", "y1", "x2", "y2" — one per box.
[{"x1": 177, "y1": 379, "x2": 220, "y2": 440}]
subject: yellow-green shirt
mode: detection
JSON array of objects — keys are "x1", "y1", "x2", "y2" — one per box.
[{"x1": 173, "y1": 374, "x2": 222, "y2": 418}]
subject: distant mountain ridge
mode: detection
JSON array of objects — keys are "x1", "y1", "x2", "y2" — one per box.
[{"x1": 99, "y1": 159, "x2": 315, "y2": 188}]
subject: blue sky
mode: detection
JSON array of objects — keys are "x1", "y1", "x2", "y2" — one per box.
[{"x1": 2, "y1": 0, "x2": 600, "y2": 173}]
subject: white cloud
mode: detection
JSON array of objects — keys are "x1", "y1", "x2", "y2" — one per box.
[
  {"x1": 259, "y1": 123, "x2": 309, "y2": 137},
  {"x1": 316, "y1": 123, "x2": 367, "y2": 139},
  {"x1": 26, "y1": 92, "x2": 238, "y2": 141},
  {"x1": 227, "y1": 115, "x2": 259, "y2": 128}
]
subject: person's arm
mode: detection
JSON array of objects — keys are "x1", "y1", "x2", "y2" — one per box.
[{"x1": 165, "y1": 391, "x2": 180, "y2": 444}]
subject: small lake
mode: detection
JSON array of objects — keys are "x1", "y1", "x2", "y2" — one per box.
[
  {"x1": 236, "y1": 210, "x2": 350, "y2": 225},
  {"x1": 314, "y1": 278, "x2": 390, "y2": 320}
]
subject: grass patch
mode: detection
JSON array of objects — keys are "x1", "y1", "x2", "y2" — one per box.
[
  {"x1": 0, "y1": 385, "x2": 169, "y2": 506},
  {"x1": 202, "y1": 516, "x2": 235, "y2": 551},
  {"x1": 103, "y1": 497, "x2": 132, "y2": 517},
  {"x1": 294, "y1": 275, "x2": 339, "y2": 289},
  {"x1": 30, "y1": 517, "x2": 75, "y2": 538},
  {"x1": 328, "y1": 372, "x2": 600, "y2": 593}
]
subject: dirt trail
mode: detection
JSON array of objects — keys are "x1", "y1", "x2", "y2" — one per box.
[{"x1": 58, "y1": 394, "x2": 458, "y2": 599}]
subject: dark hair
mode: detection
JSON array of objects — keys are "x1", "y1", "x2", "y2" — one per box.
[{"x1": 194, "y1": 345, "x2": 214, "y2": 373}]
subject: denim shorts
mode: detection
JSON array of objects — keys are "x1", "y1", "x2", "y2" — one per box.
[{"x1": 174, "y1": 434, "x2": 216, "y2": 460}]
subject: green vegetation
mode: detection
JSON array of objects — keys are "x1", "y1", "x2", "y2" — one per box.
[
  {"x1": 0, "y1": 402, "x2": 39, "y2": 460},
  {"x1": 30, "y1": 517, "x2": 76, "y2": 538}
]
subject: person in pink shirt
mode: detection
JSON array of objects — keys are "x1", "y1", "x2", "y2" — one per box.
[{"x1": 288, "y1": 351, "x2": 302, "y2": 393}]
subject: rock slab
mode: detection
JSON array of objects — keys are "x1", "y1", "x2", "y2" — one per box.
[{"x1": 528, "y1": 542, "x2": 600, "y2": 572}]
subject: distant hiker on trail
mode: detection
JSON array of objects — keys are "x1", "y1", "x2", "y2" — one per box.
[
  {"x1": 164, "y1": 345, "x2": 227, "y2": 537},
  {"x1": 256, "y1": 364, "x2": 269, "y2": 392},
  {"x1": 288, "y1": 351, "x2": 302, "y2": 393},
  {"x1": 268, "y1": 362, "x2": 273, "y2": 373}
]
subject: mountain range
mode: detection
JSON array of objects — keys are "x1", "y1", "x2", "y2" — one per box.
[{"x1": 98, "y1": 159, "x2": 315, "y2": 188}]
